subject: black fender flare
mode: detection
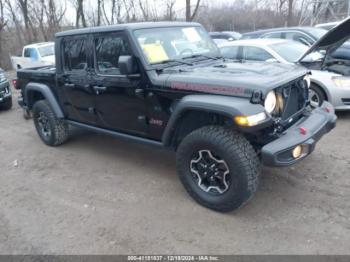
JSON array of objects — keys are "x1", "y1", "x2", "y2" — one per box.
[
  {"x1": 24, "y1": 82, "x2": 64, "y2": 118},
  {"x1": 162, "y1": 94, "x2": 267, "y2": 146}
]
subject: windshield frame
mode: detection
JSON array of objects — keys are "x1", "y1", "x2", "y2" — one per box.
[{"x1": 131, "y1": 25, "x2": 220, "y2": 68}]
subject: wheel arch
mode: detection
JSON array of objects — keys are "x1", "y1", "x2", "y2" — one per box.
[
  {"x1": 24, "y1": 82, "x2": 64, "y2": 118},
  {"x1": 310, "y1": 80, "x2": 330, "y2": 101},
  {"x1": 162, "y1": 94, "x2": 266, "y2": 148}
]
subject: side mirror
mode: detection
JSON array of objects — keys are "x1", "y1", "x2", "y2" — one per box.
[{"x1": 118, "y1": 55, "x2": 138, "y2": 75}]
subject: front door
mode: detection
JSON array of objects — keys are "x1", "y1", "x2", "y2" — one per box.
[
  {"x1": 58, "y1": 35, "x2": 96, "y2": 125},
  {"x1": 91, "y1": 32, "x2": 147, "y2": 136}
]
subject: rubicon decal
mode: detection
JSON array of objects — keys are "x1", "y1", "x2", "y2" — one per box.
[{"x1": 171, "y1": 81, "x2": 253, "y2": 96}]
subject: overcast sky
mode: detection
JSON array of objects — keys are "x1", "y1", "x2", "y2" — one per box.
[{"x1": 64, "y1": 0, "x2": 238, "y2": 23}]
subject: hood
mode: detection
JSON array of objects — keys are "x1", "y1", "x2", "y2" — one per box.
[
  {"x1": 298, "y1": 17, "x2": 350, "y2": 62},
  {"x1": 165, "y1": 61, "x2": 307, "y2": 98}
]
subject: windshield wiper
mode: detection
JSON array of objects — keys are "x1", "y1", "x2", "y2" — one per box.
[
  {"x1": 153, "y1": 59, "x2": 193, "y2": 66},
  {"x1": 183, "y1": 54, "x2": 222, "y2": 60}
]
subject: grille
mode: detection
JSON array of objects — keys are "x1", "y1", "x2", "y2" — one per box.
[
  {"x1": 342, "y1": 98, "x2": 350, "y2": 105},
  {"x1": 274, "y1": 78, "x2": 308, "y2": 124}
]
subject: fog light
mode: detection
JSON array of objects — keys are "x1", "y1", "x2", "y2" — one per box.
[{"x1": 292, "y1": 145, "x2": 303, "y2": 159}]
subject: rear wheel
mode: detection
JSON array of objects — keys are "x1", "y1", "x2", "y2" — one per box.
[
  {"x1": 33, "y1": 100, "x2": 69, "y2": 146},
  {"x1": 176, "y1": 126, "x2": 260, "y2": 212},
  {"x1": 309, "y1": 84, "x2": 326, "y2": 108}
]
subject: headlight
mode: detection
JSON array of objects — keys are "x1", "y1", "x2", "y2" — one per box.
[
  {"x1": 264, "y1": 91, "x2": 277, "y2": 114},
  {"x1": 304, "y1": 74, "x2": 311, "y2": 88},
  {"x1": 332, "y1": 76, "x2": 350, "y2": 87}
]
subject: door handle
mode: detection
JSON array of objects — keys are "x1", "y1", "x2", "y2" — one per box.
[{"x1": 93, "y1": 85, "x2": 107, "y2": 95}]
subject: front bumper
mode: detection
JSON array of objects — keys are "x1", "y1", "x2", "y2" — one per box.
[
  {"x1": 0, "y1": 80, "x2": 11, "y2": 103},
  {"x1": 261, "y1": 102, "x2": 337, "y2": 166}
]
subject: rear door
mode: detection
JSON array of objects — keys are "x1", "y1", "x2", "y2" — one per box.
[
  {"x1": 91, "y1": 31, "x2": 148, "y2": 135},
  {"x1": 58, "y1": 35, "x2": 97, "y2": 124}
]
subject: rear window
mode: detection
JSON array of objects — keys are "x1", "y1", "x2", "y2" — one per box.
[{"x1": 63, "y1": 38, "x2": 87, "y2": 71}]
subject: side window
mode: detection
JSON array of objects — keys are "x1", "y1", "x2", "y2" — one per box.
[
  {"x1": 24, "y1": 48, "x2": 31, "y2": 58},
  {"x1": 220, "y1": 46, "x2": 240, "y2": 59},
  {"x1": 95, "y1": 34, "x2": 130, "y2": 75},
  {"x1": 243, "y1": 46, "x2": 273, "y2": 61},
  {"x1": 285, "y1": 32, "x2": 313, "y2": 46},
  {"x1": 262, "y1": 32, "x2": 283, "y2": 39},
  {"x1": 63, "y1": 38, "x2": 87, "y2": 71},
  {"x1": 30, "y1": 49, "x2": 39, "y2": 60}
]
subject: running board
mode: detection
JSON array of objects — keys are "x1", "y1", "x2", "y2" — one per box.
[{"x1": 66, "y1": 120, "x2": 164, "y2": 148}]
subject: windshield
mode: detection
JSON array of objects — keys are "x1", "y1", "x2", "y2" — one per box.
[
  {"x1": 38, "y1": 44, "x2": 55, "y2": 57},
  {"x1": 134, "y1": 26, "x2": 219, "y2": 64},
  {"x1": 269, "y1": 41, "x2": 309, "y2": 62},
  {"x1": 305, "y1": 28, "x2": 327, "y2": 39}
]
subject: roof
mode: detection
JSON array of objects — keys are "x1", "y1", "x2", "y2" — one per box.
[
  {"x1": 24, "y1": 42, "x2": 54, "y2": 48},
  {"x1": 218, "y1": 38, "x2": 288, "y2": 48},
  {"x1": 56, "y1": 21, "x2": 201, "y2": 37},
  {"x1": 242, "y1": 26, "x2": 316, "y2": 36}
]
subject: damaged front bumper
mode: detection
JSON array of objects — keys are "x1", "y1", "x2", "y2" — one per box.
[{"x1": 261, "y1": 101, "x2": 337, "y2": 166}]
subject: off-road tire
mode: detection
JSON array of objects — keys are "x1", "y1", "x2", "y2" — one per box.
[
  {"x1": 1, "y1": 98, "x2": 12, "y2": 110},
  {"x1": 33, "y1": 100, "x2": 69, "y2": 146},
  {"x1": 309, "y1": 84, "x2": 326, "y2": 107},
  {"x1": 176, "y1": 126, "x2": 260, "y2": 212}
]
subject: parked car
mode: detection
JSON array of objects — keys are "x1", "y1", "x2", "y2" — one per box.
[
  {"x1": 209, "y1": 31, "x2": 241, "y2": 42},
  {"x1": 0, "y1": 68, "x2": 12, "y2": 110},
  {"x1": 11, "y1": 42, "x2": 55, "y2": 70},
  {"x1": 219, "y1": 38, "x2": 350, "y2": 110},
  {"x1": 241, "y1": 26, "x2": 350, "y2": 60},
  {"x1": 16, "y1": 22, "x2": 336, "y2": 212},
  {"x1": 315, "y1": 21, "x2": 340, "y2": 30}
]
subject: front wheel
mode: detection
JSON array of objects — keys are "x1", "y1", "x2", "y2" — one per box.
[
  {"x1": 309, "y1": 84, "x2": 326, "y2": 108},
  {"x1": 176, "y1": 126, "x2": 260, "y2": 212},
  {"x1": 32, "y1": 100, "x2": 69, "y2": 146}
]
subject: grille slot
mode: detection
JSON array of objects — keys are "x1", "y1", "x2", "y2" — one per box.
[
  {"x1": 342, "y1": 98, "x2": 350, "y2": 105},
  {"x1": 275, "y1": 78, "x2": 308, "y2": 124}
]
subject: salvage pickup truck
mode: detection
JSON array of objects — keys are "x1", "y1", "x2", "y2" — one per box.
[
  {"x1": 11, "y1": 42, "x2": 55, "y2": 70},
  {"x1": 15, "y1": 22, "x2": 336, "y2": 212}
]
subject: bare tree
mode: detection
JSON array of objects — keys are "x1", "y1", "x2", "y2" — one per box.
[
  {"x1": 186, "y1": 0, "x2": 201, "y2": 21},
  {"x1": 72, "y1": 0, "x2": 87, "y2": 27},
  {"x1": 0, "y1": 0, "x2": 7, "y2": 66}
]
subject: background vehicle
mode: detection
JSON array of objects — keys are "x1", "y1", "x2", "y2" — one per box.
[
  {"x1": 219, "y1": 38, "x2": 350, "y2": 110},
  {"x1": 16, "y1": 22, "x2": 336, "y2": 212},
  {"x1": 315, "y1": 21, "x2": 340, "y2": 30},
  {"x1": 0, "y1": 68, "x2": 12, "y2": 110},
  {"x1": 241, "y1": 26, "x2": 350, "y2": 60},
  {"x1": 10, "y1": 42, "x2": 55, "y2": 70},
  {"x1": 209, "y1": 31, "x2": 241, "y2": 42}
]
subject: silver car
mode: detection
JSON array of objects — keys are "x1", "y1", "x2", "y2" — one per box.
[{"x1": 218, "y1": 24, "x2": 350, "y2": 110}]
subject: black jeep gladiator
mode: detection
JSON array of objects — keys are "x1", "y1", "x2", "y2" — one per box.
[{"x1": 16, "y1": 22, "x2": 336, "y2": 212}]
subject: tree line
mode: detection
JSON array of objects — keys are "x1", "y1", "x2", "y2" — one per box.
[{"x1": 0, "y1": 0, "x2": 348, "y2": 69}]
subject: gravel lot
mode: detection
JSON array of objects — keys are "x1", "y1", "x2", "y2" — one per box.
[{"x1": 0, "y1": 83, "x2": 350, "y2": 255}]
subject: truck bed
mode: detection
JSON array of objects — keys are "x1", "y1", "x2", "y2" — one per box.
[{"x1": 17, "y1": 66, "x2": 56, "y2": 90}]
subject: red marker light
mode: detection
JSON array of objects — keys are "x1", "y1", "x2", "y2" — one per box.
[
  {"x1": 12, "y1": 79, "x2": 18, "y2": 89},
  {"x1": 299, "y1": 127, "x2": 307, "y2": 135},
  {"x1": 324, "y1": 107, "x2": 330, "y2": 113}
]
